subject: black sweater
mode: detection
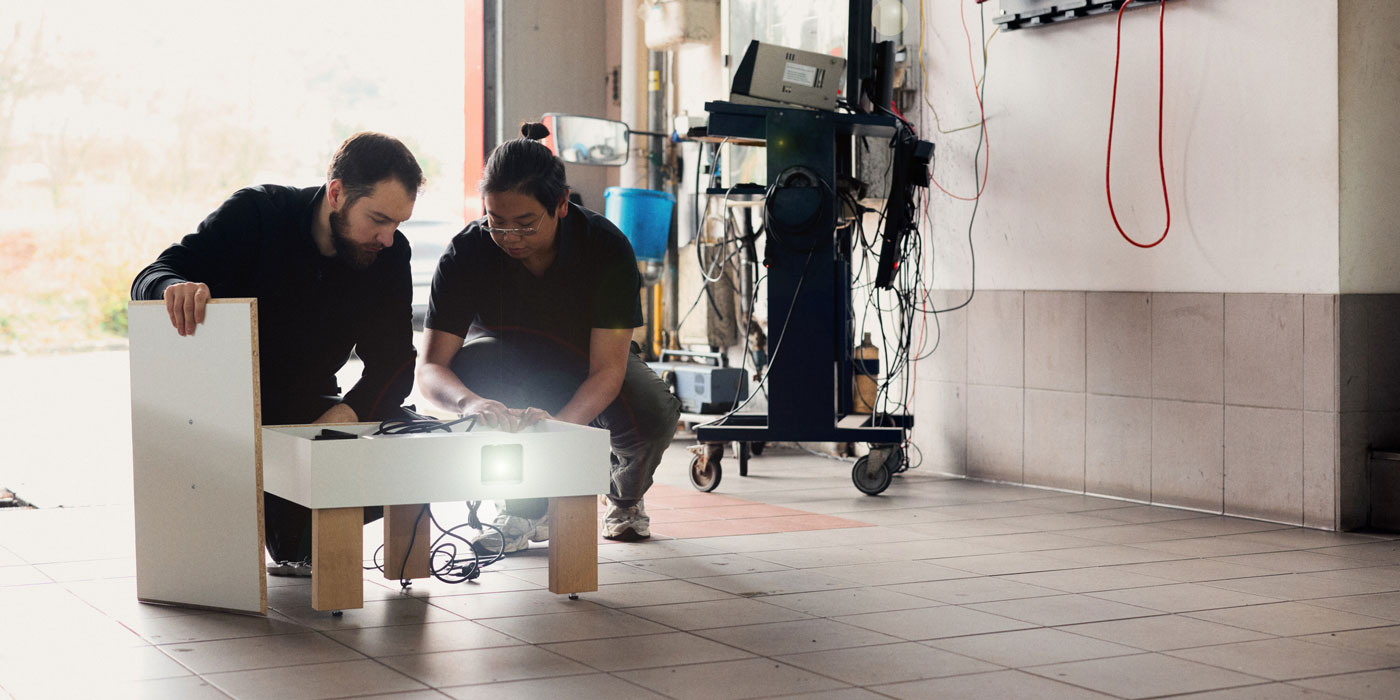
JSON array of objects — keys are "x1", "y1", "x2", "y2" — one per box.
[{"x1": 130, "y1": 184, "x2": 415, "y2": 423}]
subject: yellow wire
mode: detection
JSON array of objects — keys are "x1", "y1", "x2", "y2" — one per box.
[{"x1": 920, "y1": 0, "x2": 996, "y2": 136}]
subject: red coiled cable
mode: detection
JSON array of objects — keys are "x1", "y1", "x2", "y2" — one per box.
[{"x1": 1106, "y1": 0, "x2": 1171, "y2": 248}]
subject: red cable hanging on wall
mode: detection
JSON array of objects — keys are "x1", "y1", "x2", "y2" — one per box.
[{"x1": 1106, "y1": 0, "x2": 1171, "y2": 248}]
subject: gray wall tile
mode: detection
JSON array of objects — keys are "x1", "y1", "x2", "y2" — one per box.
[
  {"x1": 1087, "y1": 292, "x2": 1152, "y2": 398},
  {"x1": 1152, "y1": 399, "x2": 1224, "y2": 512},
  {"x1": 1303, "y1": 411, "x2": 1339, "y2": 530},
  {"x1": 967, "y1": 384, "x2": 1024, "y2": 483},
  {"x1": 1153, "y1": 293, "x2": 1224, "y2": 403},
  {"x1": 968, "y1": 291, "x2": 1024, "y2": 388},
  {"x1": 1365, "y1": 295, "x2": 1400, "y2": 411},
  {"x1": 1023, "y1": 389, "x2": 1086, "y2": 492},
  {"x1": 913, "y1": 380, "x2": 967, "y2": 476},
  {"x1": 1224, "y1": 406, "x2": 1304, "y2": 525},
  {"x1": 1339, "y1": 412, "x2": 1370, "y2": 530},
  {"x1": 1086, "y1": 394, "x2": 1152, "y2": 500},
  {"x1": 1339, "y1": 296, "x2": 1368, "y2": 412},
  {"x1": 920, "y1": 291, "x2": 969, "y2": 384},
  {"x1": 1304, "y1": 295, "x2": 1339, "y2": 412},
  {"x1": 1224, "y1": 294, "x2": 1303, "y2": 410},
  {"x1": 1025, "y1": 292, "x2": 1086, "y2": 392}
]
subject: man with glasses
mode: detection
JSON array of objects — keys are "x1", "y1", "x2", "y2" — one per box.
[{"x1": 417, "y1": 122, "x2": 679, "y2": 551}]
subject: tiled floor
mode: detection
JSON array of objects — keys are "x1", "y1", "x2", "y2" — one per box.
[{"x1": 2, "y1": 441, "x2": 1399, "y2": 700}]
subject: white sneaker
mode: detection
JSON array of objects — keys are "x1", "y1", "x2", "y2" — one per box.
[
  {"x1": 471, "y1": 514, "x2": 549, "y2": 556},
  {"x1": 266, "y1": 561, "x2": 312, "y2": 577},
  {"x1": 602, "y1": 500, "x2": 651, "y2": 542}
]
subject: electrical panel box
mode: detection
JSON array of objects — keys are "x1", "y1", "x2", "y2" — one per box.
[{"x1": 994, "y1": 0, "x2": 1162, "y2": 31}]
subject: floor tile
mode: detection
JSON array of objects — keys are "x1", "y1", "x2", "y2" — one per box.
[
  {"x1": 871, "y1": 669, "x2": 1118, "y2": 700},
  {"x1": 1186, "y1": 602, "x2": 1394, "y2": 636},
  {"x1": 1114, "y1": 559, "x2": 1281, "y2": 583},
  {"x1": 124, "y1": 611, "x2": 311, "y2": 645},
  {"x1": 1158, "y1": 517, "x2": 1290, "y2": 537},
  {"x1": 614, "y1": 658, "x2": 847, "y2": 700},
  {"x1": 440, "y1": 673, "x2": 669, "y2": 700},
  {"x1": 835, "y1": 605, "x2": 1035, "y2": 640},
  {"x1": 1165, "y1": 683, "x2": 1351, "y2": 699},
  {"x1": 885, "y1": 576, "x2": 1061, "y2": 604},
  {"x1": 622, "y1": 553, "x2": 789, "y2": 579},
  {"x1": 270, "y1": 596, "x2": 464, "y2": 631},
  {"x1": 933, "y1": 552, "x2": 1082, "y2": 576},
  {"x1": 205, "y1": 659, "x2": 425, "y2": 700},
  {"x1": 500, "y1": 562, "x2": 670, "y2": 587},
  {"x1": 474, "y1": 608, "x2": 669, "y2": 644},
  {"x1": 1137, "y1": 536, "x2": 1292, "y2": 557},
  {"x1": 156, "y1": 632, "x2": 363, "y2": 674},
  {"x1": 323, "y1": 619, "x2": 525, "y2": 657},
  {"x1": 1309, "y1": 541, "x2": 1400, "y2": 566},
  {"x1": 541, "y1": 631, "x2": 753, "y2": 671},
  {"x1": 1062, "y1": 614, "x2": 1272, "y2": 651},
  {"x1": 926, "y1": 627, "x2": 1140, "y2": 667},
  {"x1": 623, "y1": 597, "x2": 813, "y2": 630},
  {"x1": 1043, "y1": 544, "x2": 1189, "y2": 566},
  {"x1": 1025, "y1": 653, "x2": 1265, "y2": 699},
  {"x1": 1304, "y1": 591, "x2": 1400, "y2": 621},
  {"x1": 1001, "y1": 567, "x2": 1177, "y2": 593},
  {"x1": 809, "y1": 559, "x2": 980, "y2": 585},
  {"x1": 694, "y1": 618, "x2": 902, "y2": 656},
  {"x1": 0, "y1": 645, "x2": 191, "y2": 700},
  {"x1": 580, "y1": 579, "x2": 738, "y2": 608},
  {"x1": 425, "y1": 589, "x2": 603, "y2": 619},
  {"x1": 1212, "y1": 551, "x2": 1374, "y2": 574},
  {"x1": 378, "y1": 645, "x2": 589, "y2": 687},
  {"x1": 965, "y1": 532, "x2": 1104, "y2": 552},
  {"x1": 968, "y1": 594, "x2": 1160, "y2": 626},
  {"x1": 1088, "y1": 582, "x2": 1280, "y2": 612},
  {"x1": 1297, "y1": 625, "x2": 1400, "y2": 663},
  {"x1": 1293, "y1": 668, "x2": 1400, "y2": 700},
  {"x1": 760, "y1": 587, "x2": 941, "y2": 616},
  {"x1": 1168, "y1": 637, "x2": 1394, "y2": 680},
  {"x1": 1205, "y1": 573, "x2": 1397, "y2": 600},
  {"x1": 1058, "y1": 523, "x2": 1198, "y2": 545},
  {"x1": 691, "y1": 569, "x2": 862, "y2": 596},
  {"x1": 778, "y1": 642, "x2": 999, "y2": 685}
]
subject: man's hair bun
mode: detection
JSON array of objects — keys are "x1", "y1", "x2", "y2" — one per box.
[{"x1": 520, "y1": 122, "x2": 551, "y2": 140}]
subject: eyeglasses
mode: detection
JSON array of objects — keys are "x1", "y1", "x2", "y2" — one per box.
[{"x1": 484, "y1": 224, "x2": 540, "y2": 238}]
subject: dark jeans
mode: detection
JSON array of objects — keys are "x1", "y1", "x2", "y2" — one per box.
[
  {"x1": 449, "y1": 336, "x2": 680, "y2": 519},
  {"x1": 262, "y1": 395, "x2": 414, "y2": 564}
]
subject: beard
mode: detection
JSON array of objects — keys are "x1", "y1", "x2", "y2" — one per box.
[{"x1": 329, "y1": 208, "x2": 381, "y2": 271}]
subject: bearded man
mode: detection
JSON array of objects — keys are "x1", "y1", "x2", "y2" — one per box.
[{"x1": 130, "y1": 131, "x2": 424, "y2": 575}]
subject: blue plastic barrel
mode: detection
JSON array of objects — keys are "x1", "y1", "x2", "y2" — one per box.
[{"x1": 603, "y1": 187, "x2": 675, "y2": 263}]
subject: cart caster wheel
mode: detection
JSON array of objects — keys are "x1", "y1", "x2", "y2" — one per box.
[
  {"x1": 689, "y1": 453, "x2": 723, "y2": 492},
  {"x1": 751, "y1": 441, "x2": 766, "y2": 457},
  {"x1": 853, "y1": 444, "x2": 902, "y2": 495}
]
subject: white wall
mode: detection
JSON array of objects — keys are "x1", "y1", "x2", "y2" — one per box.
[
  {"x1": 500, "y1": 0, "x2": 611, "y2": 208},
  {"x1": 917, "y1": 0, "x2": 1341, "y2": 294},
  {"x1": 1339, "y1": 0, "x2": 1400, "y2": 294}
]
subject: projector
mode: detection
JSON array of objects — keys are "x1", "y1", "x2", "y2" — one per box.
[{"x1": 729, "y1": 40, "x2": 846, "y2": 111}]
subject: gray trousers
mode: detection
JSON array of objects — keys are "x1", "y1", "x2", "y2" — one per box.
[{"x1": 450, "y1": 337, "x2": 680, "y2": 518}]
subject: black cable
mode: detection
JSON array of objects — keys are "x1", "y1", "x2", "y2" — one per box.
[{"x1": 373, "y1": 415, "x2": 477, "y2": 435}]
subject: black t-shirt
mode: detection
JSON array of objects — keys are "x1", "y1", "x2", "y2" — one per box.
[
  {"x1": 129, "y1": 184, "x2": 416, "y2": 423},
  {"x1": 426, "y1": 202, "x2": 643, "y2": 362}
]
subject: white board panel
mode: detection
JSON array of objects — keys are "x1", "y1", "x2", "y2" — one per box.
[{"x1": 129, "y1": 299, "x2": 265, "y2": 614}]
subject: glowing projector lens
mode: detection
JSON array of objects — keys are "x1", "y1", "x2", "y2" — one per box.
[{"x1": 481, "y1": 444, "x2": 524, "y2": 485}]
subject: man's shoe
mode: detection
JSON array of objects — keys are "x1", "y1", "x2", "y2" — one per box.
[
  {"x1": 602, "y1": 500, "x2": 651, "y2": 542},
  {"x1": 267, "y1": 561, "x2": 312, "y2": 577},
  {"x1": 470, "y1": 514, "x2": 549, "y2": 556}
]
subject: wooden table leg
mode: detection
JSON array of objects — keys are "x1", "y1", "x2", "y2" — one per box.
[
  {"x1": 384, "y1": 504, "x2": 432, "y2": 581},
  {"x1": 311, "y1": 507, "x2": 363, "y2": 611},
  {"x1": 547, "y1": 495, "x2": 598, "y2": 596}
]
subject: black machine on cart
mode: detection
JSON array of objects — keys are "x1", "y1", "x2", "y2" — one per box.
[{"x1": 689, "y1": 100, "x2": 916, "y2": 496}]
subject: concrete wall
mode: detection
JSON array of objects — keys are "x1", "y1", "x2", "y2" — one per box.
[
  {"x1": 498, "y1": 0, "x2": 611, "y2": 208},
  {"x1": 1339, "y1": 0, "x2": 1400, "y2": 294},
  {"x1": 918, "y1": 0, "x2": 1342, "y2": 294}
]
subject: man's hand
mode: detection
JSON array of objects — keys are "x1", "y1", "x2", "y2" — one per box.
[
  {"x1": 515, "y1": 407, "x2": 553, "y2": 430},
  {"x1": 312, "y1": 402, "x2": 359, "y2": 424},
  {"x1": 163, "y1": 281, "x2": 211, "y2": 336},
  {"x1": 460, "y1": 397, "x2": 521, "y2": 432}
]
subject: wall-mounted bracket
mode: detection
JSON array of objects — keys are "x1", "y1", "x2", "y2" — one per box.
[{"x1": 994, "y1": 0, "x2": 1163, "y2": 32}]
